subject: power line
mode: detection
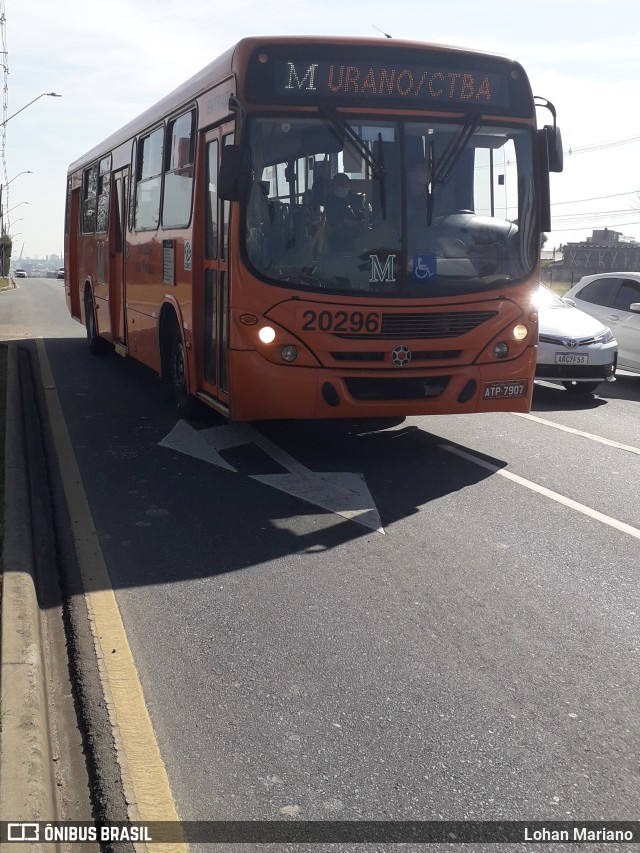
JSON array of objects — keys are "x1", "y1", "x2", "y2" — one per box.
[
  {"x1": 552, "y1": 220, "x2": 640, "y2": 232},
  {"x1": 551, "y1": 189, "x2": 640, "y2": 207},
  {"x1": 564, "y1": 132, "x2": 640, "y2": 156},
  {"x1": 553, "y1": 208, "x2": 640, "y2": 222}
]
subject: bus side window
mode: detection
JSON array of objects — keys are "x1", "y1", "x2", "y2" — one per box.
[
  {"x1": 221, "y1": 134, "x2": 234, "y2": 259},
  {"x1": 135, "y1": 127, "x2": 163, "y2": 230},
  {"x1": 128, "y1": 140, "x2": 137, "y2": 233},
  {"x1": 162, "y1": 110, "x2": 195, "y2": 228},
  {"x1": 96, "y1": 155, "x2": 112, "y2": 233},
  {"x1": 82, "y1": 163, "x2": 98, "y2": 234},
  {"x1": 206, "y1": 139, "x2": 219, "y2": 260},
  {"x1": 64, "y1": 177, "x2": 72, "y2": 236}
]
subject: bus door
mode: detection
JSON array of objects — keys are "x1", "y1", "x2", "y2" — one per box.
[
  {"x1": 201, "y1": 125, "x2": 234, "y2": 405},
  {"x1": 109, "y1": 166, "x2": 128, "y2": 353}
]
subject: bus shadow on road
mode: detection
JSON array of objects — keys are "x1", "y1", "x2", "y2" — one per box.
[{"x1": 27, "y1": 338, "x2": 509, "y2": 596}]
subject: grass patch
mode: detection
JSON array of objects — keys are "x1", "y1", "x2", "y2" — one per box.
[{"x1": 547, "y1": 280, "x2": 573, "y2": 297}]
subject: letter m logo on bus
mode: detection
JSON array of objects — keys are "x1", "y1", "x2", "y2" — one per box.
[
  {"x1": 370, "y1": 254, "x2": 397, "y2": 283},
  {"x1": 285, "y1": 63, "x2": 319, "y2": 91}
]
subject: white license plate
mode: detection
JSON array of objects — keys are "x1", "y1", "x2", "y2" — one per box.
[{"x1": 554, "y1": 352, "x2": 588, "y2": 365}]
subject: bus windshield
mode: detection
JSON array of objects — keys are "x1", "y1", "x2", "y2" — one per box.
[{"x1": 243, "y1": 115, "x2": 536, "y2": 298}]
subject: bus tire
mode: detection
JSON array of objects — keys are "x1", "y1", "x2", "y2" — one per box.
[
  {"x1": 166, "y1": 324, "x2": 199, "y2": 418},
  {"x1": 85, "y1": 290, "x2": 109, "y2": 355}
]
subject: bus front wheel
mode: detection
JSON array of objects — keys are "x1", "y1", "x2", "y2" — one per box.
[
  {"x1": 85, "y1": 290, "x2": 108, "y2": 355},
  {"x1": 166, "y1": 325, "x2": 199, "y2": 419}
]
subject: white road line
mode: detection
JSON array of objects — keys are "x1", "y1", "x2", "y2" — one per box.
[
  {"x1": 512, "y1": 412, "x2": 640, "y2": 456},
  {"x1": 441, "y1": 444, "x2": 640, "y2": 541}
]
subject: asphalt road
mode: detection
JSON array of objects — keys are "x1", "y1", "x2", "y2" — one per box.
[{"x1": 4, "y1": 278, "x2": 640, "y2": 848}]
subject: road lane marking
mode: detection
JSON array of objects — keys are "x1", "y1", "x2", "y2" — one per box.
[
  {"x1": 512, "y1": 412, "x2": 640, "y2": 456},
  {"x1": 441, "y1": 443, "x2": 640, "y2": 541},
  {"x1": 159, "y1": 418, "x2": 238, "y2": 471},
  {"x1": 160, "y1": 421, "x2": 385, "y2": 533},
  {"x1": 36, "y1": 339, "x2": 186, "y2": 853}
]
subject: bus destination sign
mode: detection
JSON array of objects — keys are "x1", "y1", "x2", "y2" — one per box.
[{"x1": 246, "y1": 47, "x2": 526, "y2": 113}]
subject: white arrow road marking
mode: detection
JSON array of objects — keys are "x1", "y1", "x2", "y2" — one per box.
[
  {"x1": 159, "y1": 421, "x2": 384, "y2": 533},
  {"x1": 251, "y1": 471, "x2": 384, "y2": 533},
  {"x1": 158, "y1": 419, "x2": 237, "y2": 472}
]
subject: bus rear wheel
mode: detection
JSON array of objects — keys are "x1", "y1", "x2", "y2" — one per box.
[{"x1": 166, "y1": 325, "x2": 199, "y2": 418}]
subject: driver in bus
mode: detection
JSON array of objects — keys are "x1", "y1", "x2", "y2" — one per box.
[{"x1": 323, "y1": 173, "x2": 369, "y2": 251}]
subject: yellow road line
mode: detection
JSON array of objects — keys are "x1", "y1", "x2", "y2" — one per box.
[{"x1": 36, "y1": 338, "x2": 186, "y2": 852}]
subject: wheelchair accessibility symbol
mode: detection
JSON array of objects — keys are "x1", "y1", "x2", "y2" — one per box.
[{"x1": 413, "y1": 254, "x2": 436, "y2": 281}]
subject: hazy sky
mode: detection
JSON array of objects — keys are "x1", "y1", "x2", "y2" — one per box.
[{"x1": 4, "y1": 0, "x2": 640, "y2": 258}]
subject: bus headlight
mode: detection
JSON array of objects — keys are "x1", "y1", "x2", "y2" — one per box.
[
  {"x1": 258, "y1": 326, "x2": 276, "y2": 343},
  {"x1": 513, "y1": 324, "x2": 528, "y2": 341},
  {"x1": 281, "y1": 345, "x2": 298, "y2": 362},
  {"x1": 494, "y1": 342, "x2": 509, "y2": 359}
]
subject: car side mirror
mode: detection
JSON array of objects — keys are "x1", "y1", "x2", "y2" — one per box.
[
  {"x1": 562, "y1": 297, "x2": 576, "y2": 307},
  {"x1": 629, "y1": 302, "x2": 640, "y2": 314}
]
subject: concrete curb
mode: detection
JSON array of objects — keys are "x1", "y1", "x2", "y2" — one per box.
[{"x1": 0, "y1": 344, "x2": 58, "y2": 832}]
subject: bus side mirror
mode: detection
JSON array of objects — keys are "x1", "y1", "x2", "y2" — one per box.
[
  {"x1": 219, "y1": 144, "x2": 245, "y2": 201},
  {"x1": 537, "y1": 130, "x2": 552, "y2": 232},
  {"x1": 543, "y1": 124, "x2": 564, "y2": 173}
]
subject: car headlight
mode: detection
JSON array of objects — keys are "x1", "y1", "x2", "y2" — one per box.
[{"x1": 594, "y1": 327, "x2": 615, "y2": 344}]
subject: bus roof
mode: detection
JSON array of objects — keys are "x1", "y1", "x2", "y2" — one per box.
[{"x1": 67, "y1": 35, "x2": 519, "y2": 174}]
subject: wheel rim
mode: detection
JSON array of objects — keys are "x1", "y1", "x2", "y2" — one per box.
[{"x1": 173, "y1": 341, "x2": 186, "y2": 391}]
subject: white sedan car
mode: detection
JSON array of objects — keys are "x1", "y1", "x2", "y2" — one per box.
[
  {"x1": 563, "y1": 272, "x2": 640, "y2": 375},
  {"x1": 535, "y1": 284, "x2": 617, "y2": 394}
]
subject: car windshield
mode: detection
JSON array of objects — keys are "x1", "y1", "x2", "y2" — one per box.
[{"x1": 243, "y1": 115, "x2": 537, "y2": 298}]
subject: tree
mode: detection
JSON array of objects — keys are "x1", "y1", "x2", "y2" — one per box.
[{"x1": 0, "y1": 236, "x2": 12, "y2": 277}]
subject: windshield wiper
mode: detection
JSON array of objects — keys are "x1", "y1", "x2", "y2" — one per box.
[
  {"x1": 426, "y1": 137, "x2": 435, "y2": 226},
  {"x1": 321, "y1": 108, "x2": 388, "y2": 218},
  {"x1": 434, "y1": 113, "x2": 480, "y2": 186}
]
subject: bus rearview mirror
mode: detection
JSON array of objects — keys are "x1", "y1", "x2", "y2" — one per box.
[
  {"x1": 545, "y1": 125, "x2": 563, "y2": 173},
  {"x1": 219, "y1": 145, "x2": 245, "y2": 201}
]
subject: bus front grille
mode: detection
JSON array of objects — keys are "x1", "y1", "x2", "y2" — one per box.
[
  {"x1": 331, "y1": 350, "x2": 462, "y2": 363},
  {"x1": 345, "y1": 376, "x2": 450, "y2": 401},
  {"x1": 335, "y1": 311, "x2": 498, "y2": 340}
]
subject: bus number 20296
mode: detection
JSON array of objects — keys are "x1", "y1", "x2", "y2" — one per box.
[{"x1": 300, "y1": 310, "x2": 381, "y2": 335}]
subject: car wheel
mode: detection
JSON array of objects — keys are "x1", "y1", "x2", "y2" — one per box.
[{"x1": 562, "y1": 381, "x2": 600, "y2": 394}]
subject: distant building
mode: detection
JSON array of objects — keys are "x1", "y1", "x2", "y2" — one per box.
[{"x1": 562, "y1": 229, "x2": 640, "y2": 274}]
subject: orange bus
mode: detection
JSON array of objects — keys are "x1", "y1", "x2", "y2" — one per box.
[{"x1": 65, "y1": 36, "x2": 563, "y2": 421}]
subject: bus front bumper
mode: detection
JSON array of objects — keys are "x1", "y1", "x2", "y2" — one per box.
[{"x1": 228, "y1": 347, "x2": 537, "y2": 421}]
